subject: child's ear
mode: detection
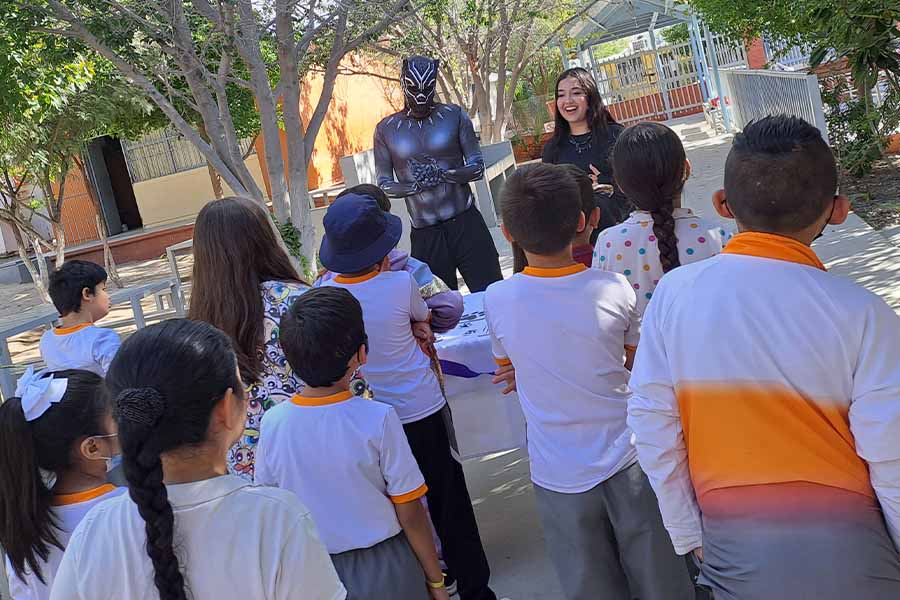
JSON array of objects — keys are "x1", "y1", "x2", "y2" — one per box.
[
  {"x1": 588, "y1": 207, "x2": 601, "y2": 230},
  {"x1": 79, "y1": 436, "x2": 103, "y2": 462},
  {"x1": 712, "y1": 190, "x2": 734, "y2": 220},
  {"x1": 684, "y1": 159, "x2": 692, "y2": 182},
  {"x1": 500, "y1": 223, "x2": 515, "y2": 244},
  {"x1": 82, "y1": 287, "x2": 94, "y2": 301},
  {"x1": 356, "y1": 342, "x2": 368, "y2": 366},
  {"x1": 575, "y1": 211, "x2": 587, "y2": 234},
  {"x1": 829, "y1": 195, "x2": 850, "y2": 225}
]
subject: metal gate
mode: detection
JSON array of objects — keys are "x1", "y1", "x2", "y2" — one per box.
[{"x1": 587, "y1": 36, "x2": 747, "y2": 125}]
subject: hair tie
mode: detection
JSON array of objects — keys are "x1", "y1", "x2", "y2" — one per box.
[
  {"x1": 16, "y1": 367, "x2": 68, "y2": 422},
  {"x1": 116, "y1": 388, "x2": 166, "y2": 428}
]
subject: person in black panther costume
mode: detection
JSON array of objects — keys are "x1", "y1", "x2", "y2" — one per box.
[
  {"x1": 374, "y1": 55, "x2": 503, "y2": 293},
  {"x1": 373, "y1": 56, "x2": 499, "y2": 600}
]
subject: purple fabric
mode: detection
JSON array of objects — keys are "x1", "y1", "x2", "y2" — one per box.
[{"x1": 439, "y1": 360, "x2": 493, "y2": 379}]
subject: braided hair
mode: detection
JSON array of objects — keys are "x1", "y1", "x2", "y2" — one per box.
[
  {"x1": 106, "y1": 319, "x2": 242, "y2": 600},
  {"x1": 610, "y1": 122, "x2": 687, "y2": 273}
]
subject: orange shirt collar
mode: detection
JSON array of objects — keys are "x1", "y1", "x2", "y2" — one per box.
[
  {"x1": 54, "y1": 323, "x2": 93, "y2": 336},
  {"x1": 52, "y1": 484, "x2": 117, "y2": 506},
  {"x1": 291, "y1": 390, "x2": 354, "y2": 406},
  {"x1": 521, "y1": 263, "x2": 588, "y2": 278},
  {"x1": 334, "y1": 270, "x2": 380, "y2": 284},
  {"x1": 723, "y1": 232, "x2": 826, "y2": 271}
]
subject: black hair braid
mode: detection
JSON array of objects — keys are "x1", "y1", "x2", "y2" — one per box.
[
  {"x1": 650, "y1": 202, "x2": 681, "y2": 273},
  {"x1": 118, "y1": 388, "x2": 188, "y2": 600}
]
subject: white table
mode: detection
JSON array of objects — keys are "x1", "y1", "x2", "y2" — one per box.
[
  {"x1": 0, "y1": 278, "x2": 184, "y2": 399},
  {"x1": 435, "y1": 292, "x2": 527, "y2": 460}
]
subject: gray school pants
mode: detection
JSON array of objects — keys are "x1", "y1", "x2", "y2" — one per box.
[
  {"x1": 330, "y1": 532, "x2": 429, "y2": 600},
  {"x1": 533, "y1": 461, "x2": 695, "y2": 600}
]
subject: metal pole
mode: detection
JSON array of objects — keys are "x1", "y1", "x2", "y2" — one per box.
[
  {"x1": 805, "y1": 73, "x2": 830, "y2": 143},
  {"x1": 557, "y1": 38, "x2": 570, "y2": 70},
  {"x1": 687, "y1": 17, "x2": 709, "y2": 100},
  {"x1": 691, "y1": 15, "x2": 712, "y2": 100},
  {"x1": 582, "y1": 43, "x2": 600, "y2": 85},
  {"x1": 648, "y1": 26, "x2": 673, "y2": 120},
  {"x1": 703, "y1": 23, "x2": 732, "y2": 131}
]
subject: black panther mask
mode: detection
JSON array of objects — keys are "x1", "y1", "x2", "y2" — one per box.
[{"x1": 402, "y1": 56, "x2": 439, "y2": 119}]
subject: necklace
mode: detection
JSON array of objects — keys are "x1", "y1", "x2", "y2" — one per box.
[{"x1": 568, "y1": 132, "x2": 593, "y2": 155}]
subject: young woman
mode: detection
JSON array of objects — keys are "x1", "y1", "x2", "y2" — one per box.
[
  {"x1": 50, "y1": 319, "x2": 345, "y2": 600},
  {"x1": 0, "y1": 368, "x2": 122, "y2": 600},
  {"x1": 593, "y1": 121, "x2": 730, "y2": 315},
  {"x1": 188, "y1": 197, "x2": 309, "y2": 480},
  {"x1": 542, "y1": 67, "x2": 631, "y2": 232}
]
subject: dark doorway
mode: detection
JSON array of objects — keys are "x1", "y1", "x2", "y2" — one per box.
[{"x1": 100, "y1": 137, "x2": 143, "y2": 231}]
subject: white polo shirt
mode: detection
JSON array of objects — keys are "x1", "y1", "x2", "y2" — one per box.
[
  {"x1": 49, "y1": 475, "x2": 346, "y2": 600},
  {"x1": 628, "y1": 232, "x2": 900, "y2": 554},
  {"x1": 484, "y1": 263, "x2": 641, "y2": 493},
  {"x1": 322, "y1": 270, "x2": 445, "y2": 423},
  {"x1": 6, "y1": 485, "x2": 124, "y2": 600},
  {"x1": 39, "y1": 324, "x2": 120, "y2": 376},
  {"x1": 255, "y1": 390, "x2": 428, "y2": 554}
]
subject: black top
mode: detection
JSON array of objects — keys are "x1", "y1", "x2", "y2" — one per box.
[{"x1": 542, "y1": 123, "x2": 631, "y2": 231}]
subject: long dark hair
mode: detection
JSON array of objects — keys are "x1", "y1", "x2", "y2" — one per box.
[
  {"x1": 106, "y1": 319, "x2": 243, "y2": 600},
  {"x1": 544, "y1": 67, "x2": 618, "y2": 162},
  {"x1": 611, "y1": 122, "x2": 687, "y2": 273},
  {"x1": 0, "y1": 370, "x2": 110, "y2": 583},
  {"x1": 189, "y1": 197, "x2": 305, "y2": 382}
]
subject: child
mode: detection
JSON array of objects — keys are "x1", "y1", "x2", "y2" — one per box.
[
  {"x1": 317, "y1": 184, "x2": 463, "y2": 333},
  {"x1": 0, "y1": 368, "x2": 123, "y2": 600},
  {"x1": 50, "y1": 319, "x2": 345, "y2": 599},
  {"x1": 513, "y1": 165, "x2": 599, "y2": 273},
  {"x1": 318, "y1": 194, "x2": 497, "y2": 600},
  {"x1": 255, "y1": 287, "x2": 450, "y2": 600},
  {"x1": 627, "y1": 115, "x2": 900, "y2": 599},
  {"x1": 593, "y1": 122, "x2": 730, "y2": 315},
  {"x1": 484, "y1": 163, "x2": 694, "y2": 600},
  {"x1": 40, "y1": 260, "x2": 120, "y2": 375}
]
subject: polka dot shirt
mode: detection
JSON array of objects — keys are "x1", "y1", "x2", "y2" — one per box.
[{"x1": 592, "y1": 209, "x2": 733, "y2": 316}]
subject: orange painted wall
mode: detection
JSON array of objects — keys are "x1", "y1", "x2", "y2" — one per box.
[{"x1": 256, "y1": 56, "x2": 401, "y2": 196}]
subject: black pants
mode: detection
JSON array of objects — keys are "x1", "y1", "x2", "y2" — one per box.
[
  {"x1": 411, "y1": 206, "x2": 503, "y2": 293},
  {"x1": 404, "y1": 409, "x2": 496, "y2": 600}
]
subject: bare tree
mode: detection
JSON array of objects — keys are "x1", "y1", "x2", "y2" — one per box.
[
  {"x1": 381, "y1": 0, "x2": 592, "y2": 144},
  {"x1": 36, "y1": 0, "x2": 413, "y2": 264}
]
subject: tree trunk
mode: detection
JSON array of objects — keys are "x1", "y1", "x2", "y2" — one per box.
[
  {"x1": 95, "y1": 215, "x2": 122, "y2": 288},
  {"x1": 74, "y1": 156, "x2": 122, "y2": 287},
  {"x1": 11, "y1": 224, "x2": 50, "y2": 303},
  {"x1": 51, "y1": 221, "x2": 66, "y2": 267},
  {"x1": 207, "y1": 162, "x2": 225, "y2": 200}
]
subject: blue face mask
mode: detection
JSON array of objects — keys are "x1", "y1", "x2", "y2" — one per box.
[
  {"x1": 92, "y1": 433, "x2": 121, "y2": 473},
  {"x1": 104, "y1": 454, "x2": 123, "y2": 473}
]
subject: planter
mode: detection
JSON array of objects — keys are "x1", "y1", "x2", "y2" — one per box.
[
  {"x1": 887, "y1": 133, "x2": 900, "y2": 155},
  {"x1": 512, "y1": 131, "x2": 553, "y2": 163}
]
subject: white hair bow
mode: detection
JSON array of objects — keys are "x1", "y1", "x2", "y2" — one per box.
[{"x1": 16, "y1": 366, "x2": 68, "y2": 422}]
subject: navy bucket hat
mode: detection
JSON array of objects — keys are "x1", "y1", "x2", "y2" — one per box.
[{"x1": 319, "y1": 193, "x2": 403, "y2": 274}]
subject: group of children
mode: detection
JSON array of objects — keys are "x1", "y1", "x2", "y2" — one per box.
[{"x1": 1, "y1": 113, "x2": 899, "y2": 600}]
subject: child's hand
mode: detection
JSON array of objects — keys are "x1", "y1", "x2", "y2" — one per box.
[
  {"x1": 492, "y1": 364, "x2": 517, "y2": 394},
  {"x1": 428, "y1": 585, "x2": 451, "y2": 600},
  {"x1": 412, "y1": 321, "x2": 435, "y2": 344}
]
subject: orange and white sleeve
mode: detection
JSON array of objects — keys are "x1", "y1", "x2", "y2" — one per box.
[
  {"x1": 381, "y1": 409, "x2": 428, "y2": 504},
  {"x1": 627, "y1": 288, "x2": 701, "y2": 555},
  {"x1": 850, "y1": 297, "x2": 900, "y2": 551}
]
